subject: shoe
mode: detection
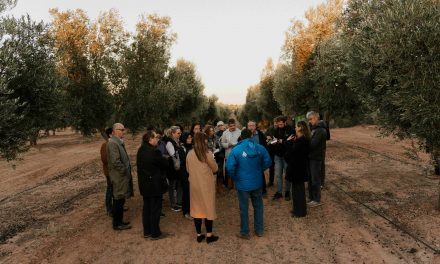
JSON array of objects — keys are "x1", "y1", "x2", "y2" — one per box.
[
  {"x1": 160, "y1": 213, "x2": 165, "y2": 217},
  {"x1": 150, "y1": 232, "x2": 174, "y2": 241},
  {"x1": 144, "y1": 234, "x2": 151, "y2": 238},
  {"x1": 184, "y1": 213, "x2": 193, "y2": 220},
  {"x1": 307, "y1": 201, "x2": 322, "y2": 208},
  {"x1": 237, "y1": 233, "x2": 250, "y2": 240},
  {"x1": 267, "y1": 182, "x2": 274, "y2": 187},
  {"x1": 122, "y1": 221, "x2": 130, "y2": 225},
  {"x1": 196, "y1": 234, "x2": 206, "y2": 243},
  {"x1": 113, "y1": 224, "x2": 132, "y2": 230},
  {"x1": 255, "y1": 232, "x2": 263, "y2": 237},
  {"x1": 272, "y1": 192, "x2": 282, "y2": 200},
  {"x1": 206, "y1": 235, "x2": 219, "y2": 244},
  {"x1": 123, "y1": 206, "x2": 129, "y2": 212},
  {"x1": 176, "y1": 203, "x2": 182, "y2": 208},
  {"x1": 171, "y1": 206, "x2": 181, "y2": 212},
  {"x1": 284, "y1": 192, "x2": 291, "y2": 201}
]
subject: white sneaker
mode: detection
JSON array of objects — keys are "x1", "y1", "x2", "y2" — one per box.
[{"x1": 307, "y1": 201, "x2": 322, "y2": 208}]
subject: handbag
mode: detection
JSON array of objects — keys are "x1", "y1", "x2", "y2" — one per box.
[{"x1": 172, "y1": 153, "x2": 181, "y2": 171}]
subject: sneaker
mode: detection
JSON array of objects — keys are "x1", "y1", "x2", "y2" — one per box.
[
  {"x1": 196, "y1": 234, "x2": 206, "y2": 243},
  {"x1": 284, "y1": 192, "x2": 291, "y2": 201},
  {"x1": 307, "y1": 201, "x2": 322, "y2": 208},
  {"x1": 236, "y1": 233, "x2": 250, "y2": 240},
  {"x1": 206, "y1": 235, "x2": 219, "y2": 244},
  {"x1": 255, "y1": 232, "x2": 264, "y2": 237},
  {"x1": 272, "y1": 192, "x2": 282, "y2": 200},
  {"x1": 184, "y1": 213, "x2": 193, "y2": 220},
  {"x1": 171, "y1": 206, "x2": 181, "y2": 212}
]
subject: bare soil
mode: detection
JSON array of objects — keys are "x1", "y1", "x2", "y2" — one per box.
[{"x1": 0, "y1": 125, "x2": 439, "y2": 264}]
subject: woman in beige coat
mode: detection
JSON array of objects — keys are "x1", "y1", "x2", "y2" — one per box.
[{"x1": 186, "y1": 132, "x2": 219, "y2": 244}]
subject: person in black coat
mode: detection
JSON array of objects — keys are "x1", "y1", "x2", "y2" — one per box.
[
  {"x1": 285, "y1": 121, "x2": 310, "y2": 218},
  {"x1": 137, "y1": 130, "x2": 170, "y2": 240}
]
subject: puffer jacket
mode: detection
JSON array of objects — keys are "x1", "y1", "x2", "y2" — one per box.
[{"x1": 225, "y1": 139, "x2": 272, "y2": 191}]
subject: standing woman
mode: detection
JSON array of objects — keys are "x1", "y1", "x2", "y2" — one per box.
[
  {"x1": 186, "y1": 133, "x2": 219, "y2": 243},
  {"x1": 285, "y1": 121, "x2": 310, "y2": 218},
  {"x1": 137, "y1": 130, "x2": 170, "y2": 240},
  {"x1": 181, "y1": 132, "x2": 193, "y2": 219},
  {"x1": 204, "y1": 125, "x2": 217, "y2": 152},
  {"x1": 166, "y1": 126, "x2": 184, "y2": 212}
]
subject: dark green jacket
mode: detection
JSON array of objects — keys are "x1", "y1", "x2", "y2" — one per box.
[
  {"x1": 107, "y1": 136, "x2": 133, "y2": 199},
  {"x1": 137, "y1": 143, "x2": 169, "y2": 197}
]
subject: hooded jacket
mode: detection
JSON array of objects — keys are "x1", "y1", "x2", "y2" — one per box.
[{"x1": 225, "y1": 139, "x2": 272, "y2": 191}]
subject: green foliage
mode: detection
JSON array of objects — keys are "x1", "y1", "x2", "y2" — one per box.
[
  {"x1": 344, "y1": 0, "x2": 440, "y2": 154},
  {"x1": 0, "y1": 15, "x2": 62, "y2": 159}
]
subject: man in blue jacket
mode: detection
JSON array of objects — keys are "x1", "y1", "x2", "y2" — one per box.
[{"x1": 226, "y1": 129, "x2": 272, "y2": 239}]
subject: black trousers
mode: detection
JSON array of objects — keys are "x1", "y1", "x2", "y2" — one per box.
[
  {"x1": 182, "y1": 177, "x2": 190, "y2": 215},
  {"x1": 269, "y1": 154, "x2": 275, "y2": 184},
  {"x1": 143, "y1": 196, "x2": 162, "y2": 237},
  {"x1": 321, "y1": 151, "x2": 326, "y2": 186},
  {"x1": 112, "y1": 198, "x2": 125, "y2": 227},
  {"x1": 292, "y1": 183, "x2": 307, "y2": 217},
  {"x1": 194, "y1": 218, "x2": 213, "y2": 234}
]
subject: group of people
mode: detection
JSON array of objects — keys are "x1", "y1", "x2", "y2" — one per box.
[{"x1": 99, "y1": 110, "x2": 328, "y2": 242}]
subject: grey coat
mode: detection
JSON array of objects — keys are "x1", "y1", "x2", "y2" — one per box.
[{"x1": 107, "y1": 136, "x2": 133, "y2": 199}]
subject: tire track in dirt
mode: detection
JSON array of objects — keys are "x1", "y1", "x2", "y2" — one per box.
[{"x1": 0, "y1": 159, "x2": 103, "y2": 243}]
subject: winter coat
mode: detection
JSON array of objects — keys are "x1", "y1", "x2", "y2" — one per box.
[
  {"x1": 309, "y1": 122, "x2": 327, "y2": 161},
  {"x1": 137, "y1": 143, "x2": 169, "y2": 197},
  {"x1": 285, "y1": 136, "x2": 310, "y2": 184},
  {"x1": 107, "y1": 136, "x2": 133, "y2": 199},
  {"x1": 225, "y1": 139, "x2": 272, "y2": 191},
  {"x1": 186, "y1": 150, "x2": 218, "y2": 220},
  {"x1": 100, "y1": 141, "x2": 109, "y2": 177}
]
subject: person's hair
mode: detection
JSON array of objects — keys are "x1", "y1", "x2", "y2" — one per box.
[
  {"x1": 247, "y1": 120, "x2": 256, "y2": 126},
  {"x1": 296, "y1": 121, "x2": 311, "y2": 139},
  {"x1": 275, "y1": 115, "x2": 287, "y2": 123},
  {"x1": 112, "y1": 122, "x2": 124, "y2": 132},
  {"x1": 204, "y1": 125, "x2": 214, "y2": 135},
  {"x1": 164, "y1": 128, "x2": 171, "y2": 138},
  {"x1": 142, "y1": 130, "x2": 156, "y2": 144},
  {"x1": 193, "y1": 132, "x2": 209, "y2": 163},
  {"x1": 228, "y1": 118, "x2": 236, "y2": 125},
  {"x1": 105, "y1": 127, "x2": 112, "y2": 138},
  {"x1": 241, "y1": 128, "x2": 252, "y2": 140},
  {"x1": 306, "y1": 111, "x2": 320, "y2": 119},
  {"x1": 191, "y1": 123, "x2": 201, "y2": 133},
  {"x1": 170, "y1": 126, "x2": 180, "y2": 134}
]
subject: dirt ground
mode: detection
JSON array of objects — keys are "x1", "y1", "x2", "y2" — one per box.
[{"x1": 1, "y1": 125, "x2": 439, "y2": 264}]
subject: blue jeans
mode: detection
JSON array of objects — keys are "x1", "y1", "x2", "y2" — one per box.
[
  {"x1": 105, "y1": 176, "x2": 113, "y2": 213},
  {"x1": 237, "y1": 188, "x2": 264, "y2": 235},
  {"x1": 308, "y1": 160, "x2": 322, "y2": 202},
  {"x1": 274, "y1": 155, "x2": 291, "y2": 194}
]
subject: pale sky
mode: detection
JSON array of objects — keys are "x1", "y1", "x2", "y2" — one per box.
[{"x1": 5, "y1": 0, "x2": 325, "y2": 104}]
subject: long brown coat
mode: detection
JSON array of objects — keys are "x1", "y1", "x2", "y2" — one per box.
[{"x1": 186, "y1": 150, "x2": 218, "y2": 220}]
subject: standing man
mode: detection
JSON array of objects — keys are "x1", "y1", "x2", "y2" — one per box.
[
  {"x1": 307, "y1": 111, "x2": 327, "y2": 207},
  {"x1": 107, "y1": 123, "x2": 133, "y2": 230},
  {"x1": 214, "y1": 121, "x2": 226, "y2": 190},
  {"x1": 221, "y1": 119, "x2": 241, "y2": 189},
  {"x1": 100, "y1": 127, "x2": 113, "y2": 216},
  {"x1": 247, "y1": 121, "x2": 269, "y2": 198},
  {"x1": 270, "y1": 116, "x2": 294, "y2": 201},
  {"x1": 226, "y1": 129, "x2": 272, "y2": 239},
  {"x1": 264, "y1": 118, "x2": 277, "y2": 187}
]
